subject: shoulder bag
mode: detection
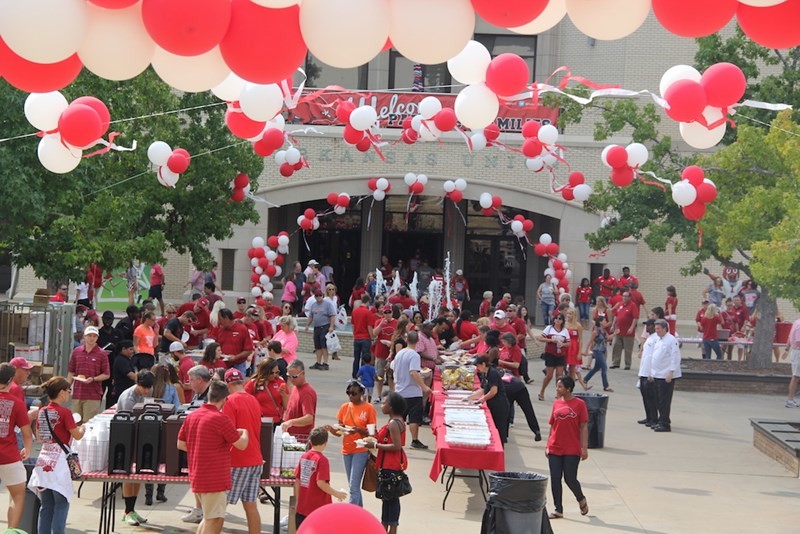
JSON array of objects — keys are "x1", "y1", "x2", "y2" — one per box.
[
  {"x1": 375, "y1": 419, "x2": 412, "y2": 500},
  {"x1": 44, "y1": 409, "x2": 82, "y2": 480}
]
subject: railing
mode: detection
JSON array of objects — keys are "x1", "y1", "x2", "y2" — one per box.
[{"x1": 0, "y1": 300, "x2": 75, "y2": 375}]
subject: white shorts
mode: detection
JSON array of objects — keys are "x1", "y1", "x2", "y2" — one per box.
[
  {"x1": 0, "y1": 461, "x2": 27, "y2": 487},
  {"x1": 791, "y1": 349, "x2": 800, "y2": 377}
]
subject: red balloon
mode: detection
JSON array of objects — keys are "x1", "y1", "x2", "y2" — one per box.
[
  {"x1": 0, "y1": 38, "x2": 82, "y2": 93},
  {"x1": 561, "y1": 188, "x2": 575, "y2": 201},
  {"x1": 355, "y1": 138, "x2": 371, "y2": 152},
  {"x1": 293, "y1": 160, "x2": 304, "y2": 170},
  {"x1": 522, "y1": 219, "x2": 534, "y2": 232},
  {"x1": 611, "y1": 167, "x2": 635, "y2": 187},
  {"x1": 265, "y1": 265, "x2": 277, "y2": 277},
  {"x1": 546, "y1": 243, "x2": 559, "y2": 256},
  {"x1": 343, "y1": 124, "x2": 365, "y2": 144},
  {"x1": 220, "y1": 1, "x2": 307, "y2": 84},
  {"x1": 605, "y1": 146, "x2": 629, "y2": 169},
  {"x1": 522, "y1": 138, "x2": 543, "y2": 158},
  {"x1": 663, "y1": 79, "x2": 707, "y2": 122},
  {"x1": 275, "y1": 255, "x2": 284, "y2": 266},
  {"x1": 173, "y1": 147, "x2": 191, "y2": 161},
  {"x1": 326, "y1": 193, "x2": 338, "y2": 205},
  {"x1": 58, "y1": 104, "x2": 103, "y2": 148},
  {"x1": 226, "y1": 110, "x2": 267, "y2": 139},
  {"x1": 534, "y1": 243, "x2": 547, "y2": 256},
  {"x1": 167, "y1": 153, "x2": 190, "y2": 174},
  {"x1": 652, "y1": 0, "x2": 738, "y2": 38},
  {"x1": 247, "y1": 247, "x2": 257, "y2": 258},
  {"x1": 255, "y1": 297, "x2": 266, "y2": 307},
  {"x1": 250, "y1": 272, "x2": 260, "y2": 283},
  {"x1": 89, "y1": 0, "x2": 139, "y2": 7},
  {"x1": 278, "y1": 231, "x2": 289, "y2": 237},
  {"x1": 521, "y1": 120, "x2": 541, "y2": 139},
  {"x1": 267, "y1": 236, "x2": 279, "y2": 249},
  {"x1": 682, "y1": 200, "x2": 707, "y2": 221},
  {"x1": 552, "y1": 260, "x2": 563, "y2": 270},
  {"x1": 434, "y1": 108, "x2": 458, "y2": 132},
  {"x1": 337, "y1": 194, "x2": 350, "y2": 207},
  {"x1": 401, "y1": 116, "x2": 413, "y2": 130},
  {"x1": 513, "y1": 214, "x2": 525, "y2": 222},
  {"x1": 484, "y1": 123, "x2": 500, "y2": 141},
  {"x1": 367, "y1": 178, "x2": 378, "y2": 191},
  {"x1": 261, "y1": 128, "x2": 285, "y2": 151},
  {"x1": 491, "y1": 195, "x2": 503, "y2": 209},
  {"x1": 252, "y1": 247, "x2": 265, "y2": 258},
  {"x1": 279, "y1": 162, "x2": 294, "y2": 177},
  {"x1": 231, "y1": 188, "x2": 246, "y2": 202},
  {"x1": 258, "y1": 257, "x2": 270, "y2": 269},
  {"x1": 300, "y1": 217, "x2": 313, "y2": 230},
  {"x1": 410, "y1": 182, "x2": 424, "y2": 195},
  {"x1": 449, "y1": 190, "x2": 463, "y2": 203},
  {"x1": 555, "y1": 268, "x2": 566, "y2": 280},
  {"x1": 253, "y1": 139, "x2": 274, "y2": 157},
  {"x1": 234, "y1": 173, "x2": 250, "y2": 189},
  {"x1": 336, "y1": 100, "x2": 356, "y2": 123},
  {"x1": 142, "y1": 0, "x2": 231, "y2": 56},
  {"x1": 485, "y1": 53, "x2": 530, "y2": 97},
  {"x1": 700, "y1": 62, "x2": 746, "y2": 108},
  {"x1": 558, "y1": 278, "x2": 570, "y2": 289},
  {"x1": 471, "y1": 0, "x2": 549, "y2": 28},
  {"x1": 681, "y1": 165, "x2": 705, "y2": 186},
  {"x1": 696, "y1": 181, "x2": 717, "y2": 203},
  {"x1": 482, "y1": 207, "x2": 495, "y2": 216},
  {"x1": 297, "y1": 503, "x2": 384, "y2": 534},
  {"x1": 568, "y1": 172, "x2": 585, "y2": 187},
  {"x1": 304, "y1": 208, "x2": 316, "y2": 220},
  {"x1": 737, "y1": 0, "x2": 800, "y2": 50},
  {"x1": 71, "y1": 97, "x2": 110, "y2": 134},
  {"x1": 401, "y1": 129, "x2": 418, "y2": 144}
]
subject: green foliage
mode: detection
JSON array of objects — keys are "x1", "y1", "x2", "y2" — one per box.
[{"x1": 0, "y1": 69, "x2": 262, "y2": 283}]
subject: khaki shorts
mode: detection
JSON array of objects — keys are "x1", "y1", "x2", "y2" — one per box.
[
  {"x1": 198, "y1": 491, "x2": 228, "y2": 519},
  {"x1": 0, "y1": 461, "x2": 27, "y2": 487},
  {"x1": 791, "y1": 349, "x2": 800, "y2": 377},
  {"x1": 73, "y1": 399, "x2": 101, "y2": 423},
  {"x1": 376, "y1": 357, "x2": 387, "y2": 381}
]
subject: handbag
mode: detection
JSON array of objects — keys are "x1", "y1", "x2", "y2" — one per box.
[
  {"x1": 375, "y1": 420, "x2": 412, "y2": 500},
  {"x1": 326, "y1": 331, "x2": 342, "y2": 353},
  {"x1": 361, "y1": 453, "x2": 378, "y2": 492},
  {"x1": 44, "y1": 409, "x2": 82, "y2": 480}
]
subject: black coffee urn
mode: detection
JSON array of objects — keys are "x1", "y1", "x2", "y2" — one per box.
[
  {"x1": 108, "y1": 412, "x2": 136, "y2": 474},
  {"x1": 136, "y1": 411, "x2": 162, "y2": 473}
]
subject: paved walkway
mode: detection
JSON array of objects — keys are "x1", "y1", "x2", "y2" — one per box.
[{"x1": 2, "y1": 350, "x2": 798, "y2": 534}]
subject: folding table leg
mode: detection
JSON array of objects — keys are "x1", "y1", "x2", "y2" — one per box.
[
  {"x1": 272, "y1": 486, "x2": 282, "y2": 534},
  {"x1": 442, "y1": 467, "x2": 457, "y2": 510}
]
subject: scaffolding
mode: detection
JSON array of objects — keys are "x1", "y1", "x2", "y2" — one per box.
[{"x1": 0, "y1": 301, "x2": 75, "y2": 376}]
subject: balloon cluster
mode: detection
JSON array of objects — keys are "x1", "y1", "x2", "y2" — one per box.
[
  {"x1": 671, "y1": 165, "x2": 717, "y2": 221},
  {"x1": 533, "y1": 233, "x2": 560, "y2": 258},
  {"x1": 297, "y1": 208, "x2": 321, "y2": 232},
  {"x1": 562, "y1": 172, "x2": 593, "y2": 202},
  {"x1": 338, "y1": 101, "x2": 378, "y2": 151},
  {"x1": 326, "y1": 192, "x2": 352, "y2": 215},
  {"x1": 442, "y1": 178, "x2": 468, "y2": 203},
  {"x1": 25, "y1": 92, "x2": 110, "y2": 174},
  {"x1": 367, "y1": 177, "x2": 391, "y2": 201},
  {"x1": 274, "y1": 146, "x2": 306, "y2": 177},
  {"x1": 533, "y1": 234, "x2": 571, "y2": 293},
  {"x1": 253, "y1": 127, "x2": 286, "y2": 157},
  {"x1": 248, "y1": 234, "x2": 289, "y2": 298},
  {"x1": 660, "y1": 62, "x2": 746, "y2": 149},
  {"x1": 403, "y1": 173, "x2": 427, "y2": 195},
  {"x1": 230, "y1": 173, "x2": 251, "y2": 203},
  {"x1": 148, "y1": 141, "x2": 191, "y2": 188},
  {"x1": 399, "y1": 97, "x2": 458, "y2": 145},
  {"x1": 520, "y1": 121, "x2": 562, "y2": 173},
  {"x1": 601, "y1": 143, "x2": 649, "y2": 187},
  {"x1": 478, "y1": 192, "x2": 503, "y2": 216},
  {"x1": 470, "y1": 124, "x2": 500, "y2": 152},
  {"x1": 509, "y1": 214, "x2": 535, "y2": 238}
]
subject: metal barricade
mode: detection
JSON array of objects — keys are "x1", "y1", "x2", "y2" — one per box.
[{"x1": 0, "y1": 301, "x2": 75, "y2": 375}]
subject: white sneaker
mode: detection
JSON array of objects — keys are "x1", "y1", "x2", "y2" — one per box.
[
  {"x1": 181, "y1": 508, "x2": 203, "y2": 523},
  {"x1": 785, "y1": 400, "x2": 799, "y2": 408}
]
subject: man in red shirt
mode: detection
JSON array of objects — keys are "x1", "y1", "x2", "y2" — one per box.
[
  {"x1": 148, "y1": 263, "x2": 165, "y2": 316},
  {"x1": 610, "y1": 292, "x2": 639, "y2": 370},
  {"x1": 490, "y1": 310, "x2": 518, "y2": 337},
  {"x1": 388, "y1": 287, "x2": 416, "y2": 310},
  {"x1": 372, "y1": 306, "x2": 398, "y2": 402},
  {"x1": 212, "y1": 309, "x2": 254, "y2": 376},
  {"x1": 67, "y1": 326, "x2": 111, "y2": 422},
  {"x1": 233, "y1": 297, "x2": 248, "y2": 319},
  {"x1": 178, "y1": 297, "x2": 211, "y2": 349},
  {"x1": 496, "y1": 293, "x2": 512, "y2": 312},
  {"x1": 281, "y1": 360, "x2": 317, "y2": 438},
  {"x1": 593, "y1": 269, "x2": 617, "y2": 299},
  {"x1": 617, "y1": 266, "x2": 639, "y2": 290},
  {"x1": 171, "y1": 342, "x2": 195, "y2": 395},
  {"x1": 178, "y1": 381, "x2": 249, "y2": 534},
  {"x1": 628, "y1": 281, "x2": 647, "y2": 317},
  {"x1": 222, "y1": 369, "x2": 264, "y2": 534},
  {"x1": 351, "y1": 294, "x2": 374, "y2": 379},
  {"x1": 260, "y1": 293, "x2": 282, "y2": 321},
  {"x1": 49, "y1": 284, "x2": 68, "y2": 303},
  {"x1": 8, "y1": 357, "x2": 39, "y2": 425},
  {"x1": 0, "y1": 363, "x2": 34, "y2": 530}
]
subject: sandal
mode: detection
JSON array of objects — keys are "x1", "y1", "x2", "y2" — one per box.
[
  {"x1": 579, "y1": 498, "x2": 589, "y2": 516},
  {"x1": 538, "y1": 393, "x2": 545, "y2": 401},
  {"x1": 525, "y1": 378, "x2": 534, "y2": 384},
  {"x1": 604, "y1": 387, "x2": 614, "y2": 392},
  {"x1": 584, "y1": 385, "x2": 593, "y2": 391},
  {"x1": 549, "y1": 511, "x2": 563, "y2": 519}
]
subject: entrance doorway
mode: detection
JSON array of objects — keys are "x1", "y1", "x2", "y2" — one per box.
[
  {"x1": 383, "y1": 232, "x2": 442, "y2": 275},
  {"x1": 300, "y1": 229, "x2": 361, "y2": 300},
  {"x1": 464, "y1": 236, "x2": 526, "y2": 313}
]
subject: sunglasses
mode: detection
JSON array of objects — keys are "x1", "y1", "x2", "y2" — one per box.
[
  {"x1": 289, "y1": 373, "x2": 303, "y2": 379},
  {"x1": 60, "y1": 287, "x2": 68, "y2": 291},
  {"x1": 383, "y1": 310, "x2": 392, "y2": 314}
]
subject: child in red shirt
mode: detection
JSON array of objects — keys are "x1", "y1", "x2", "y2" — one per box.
[{"x1": 294, "y1": 427, "x2": 347, "y2": 529}]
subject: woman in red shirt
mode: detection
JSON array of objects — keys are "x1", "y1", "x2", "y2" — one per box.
[
  {"x1": 245, "y1": 358, "x2": 287, "y2": 423},
  {"x1": 546, "y1": 376, "x2": 589, "y2": 519},
  {"x1": 700, "y1": 304, "x2": 723, "y2": 360},
  {"x1": 365, "y1": 392, "x2": 408, "y2": 534},
  {"x1": 665, "y1": 285, "x2": 679, "y2": 335},
  {"x1": 349, "y1": 278, "x2": 367, "y2": 311},
  {"x1": 498, "y1": 332, "x2": 522, "y2": 377},
  {"x1": 454, "y1": 310, "x2": 480, "y2": 344},
  {"x1": 200, "y1": 342, "x2": 225, "y2": 380},
  {"x1": 576, "y1": 278, "x2": 593, "y2": 324}
]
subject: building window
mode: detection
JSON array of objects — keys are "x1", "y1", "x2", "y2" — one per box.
[
  {"x1": 304, "y1": 54, "x2": 368, "y2": 89},
  {"x1": 220, "y1": 249, "x2": 235, "y2": 291},
  {"x1": 388, "y1": 50, "x2": 452, "y2": 93},
  {"x1": 474, "y1": 34, "x2": 537, "y2": 81}
]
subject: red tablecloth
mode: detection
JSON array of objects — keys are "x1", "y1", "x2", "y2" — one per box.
[{"x1": 428, "y1": 374, "x2": 505, "y2": 481}]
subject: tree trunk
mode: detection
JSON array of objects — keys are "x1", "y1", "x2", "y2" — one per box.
[{"x1": 749, "y1": 286, "x2": 776, "y2": 370}]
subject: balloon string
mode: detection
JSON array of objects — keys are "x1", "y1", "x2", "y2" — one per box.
[{"x1": 452, "y1": 201, "x2": 467, "y2": 227}]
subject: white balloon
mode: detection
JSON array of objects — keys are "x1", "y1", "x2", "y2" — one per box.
[
  {"x1": 278, "y1": 245, "x2": 289, "y2": 254},
  {"x1": 278, "y1": 235, "x2": 290, "y2": 246},
  {"x1": 151, "y1": 46, "x2": 229, "y2": 93},
  {"x1": 267, "y1": 114, "x2": 286, "y2": 132},
  {"x1": 454, "y1": 178, "x2": 468, "y2": 191},
  {"x1": 312, "y1": 218, "x2": 320, "y2": 230},
  {"x1": 266, "y1": 250, "x2": 278, "y2": 261},
  {"x1": 479, "y1": 192, "x2": 493, "y2": 209},
  {"x1": 212, "y1": 72, "x2": 248, "y2": 102},
  {"x1": 565, "y1": 0, "x2": 650, "y2": 40},
  {"x1": 274, "y1": 266, "x2": 282, "y2": 278},
  {"x1": 403, "y1": 173, "x2": 417, "y2": 186},
  {"x1": 159, "y1": 167, "x2": 180, "y2": 187},
  {"x1": 557, "y1": 253, "x2": 568, "y2": 262},
  {"x1": 455, "y1": 83, "x2": 499, "y2": 130},
  {"x1": 264, "y1": 282, "x2": 274, "y2": 292},
  {"x1": 148, "y1": 141, "x2": 172, "y2": 167},
  {"x1": 390, "y1": 0, "x2": 475, "y2": 64},
  {"x1": 447, "y1": 40, "x2": 492, "y2": 85},
  {"x1": 562, "y1": 262, "x2": 569, "y2": 269},
  {"x1": 296, "y1": 214, "x2": 305, "y2": 226},
  {"x1": 255, "y1": 265, "x2": 263, "y2": 274},
  {"x1": 626, "y1": 143, "x2": 649, "y2": 167},
  {"x1": 544, "y1": 268, "x2": 555, "y2": 277},
  {"x1": 526, "y1": 157, "x2": 545, "y2": 172},
  {"x1": 443, "y1": 180, "x2": 456, "y2": 193},
  {"x1": 334, "y1": 205, "x2": 347, "y2": 215},
  {"x1": 0, "y1": 0, "x2": 87, "y2": 64},
  {"x1": 539, "y1": 233, "x2": 552, "y2": 245},
  {"x1": 240, "y1": 83, "x2": 284, "y2": 122},
  {"x1": 80, "y1": 2, "x2": 153, "y2": 81},
  {"x1": 285, "y1": 147, "x2": 302, "y2": 165},
  {"x1": 510, "y1": 220, "x2": 524, "y2": 233},
  {"x1": 275, "y1": 150, "x2": 288, "y2": 166},
  {"x1": 659, "y1": 64, "x2": 702, "y2": 97},
  {"x1": 419, "y1": 96, "x2": 443, "y2": 119},
  {"x1": 416, "y1": 174, "x2": 428, "y2": 185},
  {"x1": 252, "y1": 236, "x2": 265, "y2": 248},
  {"x1": 411, "y1": 115, "x2": 425, "y2": 132},
  {"x1": 471, "y1": 133, "x2": 487, "y2": 151},
  {"x1": 542, "y1": 152, "x2": 558, "y2": 166},
  {"x1": 739, "y1": 0, "x2": 786, "y2": 5},
  {"x1": 349, "y1": 106, "x2": 378, "y2": 131},
  {"x1": 373, "y1": 189, "x2": 386, "y2": 201},
  {"x1": 538, "y1": 124, "x2": 559, "y2": 145},
  {"x1": 418, "y1": 123, "x2": 441, "y2": 142},
  {"x1": 573, "y1": 183, "x2": 592, "y2": 202},
  {"x1": 565, "y1": 269, "x2": 573, "y2": 280},
  {"x1": 376, "y1": 178, "x2": 389, "y2": 191},
  {"x1": 251, "y1": 287, "x2": 262, "y2": 297},
  {"x1": 509, "y1": 0, "x2": 567, "y2": 34},
  {"x1": 251, "y1": 0, "x2": 301, "y2": 6},
  {"x1": 24, "y1": 92, "x2": 68, "y2": 132},
  {"x1": 260, "y1": 275, "x2": 270, "y2": 286},
  {"x1": 671, "y1": 181, "x2": 698, "y2": 207},
  {"x1": 38, "y1": 134, "x2": 82, "y2": 174},
  {"x1": 300, "y1": 0, "x2": 390, "y2": 69},
  {"x1": 679, "y1": 106, "x2": 727, "y2": 149},
  {"x1": 250, "y1": 258, "x2": 259, "y2": 268}
]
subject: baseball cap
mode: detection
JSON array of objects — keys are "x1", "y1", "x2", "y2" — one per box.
[
  {"x1": 169, "y1": 341, "x2": 185, "y2": 353},
  {"x1": 456, "y1": 269, "x2": 463, "y2": 276},
  {"x1": 9, "y1": 357, "x2": 33, "y2": 370},
  {"x1": 236, "y1": 297, "x2": 247, "y2": 304},
  {"x1": 314, "y1": 290, "x2": 324, "y2": 297},
  {"x1": 493, "y1": 310, "x2": 506, "y2": 320},
  {"x1": 197, "y1": 297, "x2": 210, "y2": 308},
  {"x1": 702, "y1": 299, "x2": 710, "y2": 304},
  {"x1": 263, "y1": 292, "x2": 274, "y2": 301},
  {"x1": 506, "y1": 304, "x2": 517, "y2": 312},
  {"x1": 224, "y1": 368, "x2": 244, "y2": 383},
  {"x1": 383, "y1": 304, "x2": 393, "y2": 312},
  {"x1": 84, "y1": 326, "x2": 99, "y2": 336},
  {"x1": 307, "y1": 259, "x2": 319, "y2": 266}
]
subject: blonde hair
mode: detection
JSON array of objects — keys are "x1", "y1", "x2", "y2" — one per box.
[
  {"x1": 279, "y1": 315, "x2": 297, "y2": 330},
  {"x1": 476, "y1": 317, "x2": 490, "y2": 328},
  {"x1": 705, "y1": 304, "x2": 719, "y2": 319},
  {"x1": 209, "y1": 299, "x2": 226, "y2": 327}
]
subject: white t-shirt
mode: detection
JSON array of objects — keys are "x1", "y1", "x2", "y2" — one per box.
[
  {"x1": 76, "y1": 282, "x2": 90, "y2": 300},
  {"x1": 393, "y1": 347, "x2": 422, "y2": 398},
  {"x1": 541, "y1": 325, "x2": 570, "y2": 343}
]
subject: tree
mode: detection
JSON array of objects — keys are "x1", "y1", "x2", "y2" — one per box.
[
  {"x1": 0, "y1": 69, "x2": 262, "y2": 285},
  {"x1": 547, "y1": 35, "x2": 800, "y2": 369}
]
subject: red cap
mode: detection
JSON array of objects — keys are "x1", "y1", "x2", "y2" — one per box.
[
  {"x1": 224, "y1": 368, "x2": 244, "y2": 383},
  {"x1": 9, "y1": 357, "x2": 33, "y2": 370},
  {"x1": 197, "y1": 297, "x2": 210, "y2": 308}
]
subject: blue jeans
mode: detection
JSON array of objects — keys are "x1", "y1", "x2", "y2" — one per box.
[
  {"x1": 703, "y1": 339, "x2": 722, "y2": 360},
  {"x1": 231, "y1": 361, "x2": 248, "y2": 376},
  {"x1": 584, "y1": 349, "x2": 609, "y2": 389},
  {"x1": 343, "y1": 451, "x2": 369, "y2": 507},
  {"x1": 39, "y1": 489, "x2": 70, "y2": 534},
  {"x1": 578, "y1": 302, "x2": 590, "y2": 321},
  {"x1": 541, "y1": 302, "x2": 555, "y2": 326},
  {"x1": 353, "y1": 339, "x2": 372, "y2": 378}
]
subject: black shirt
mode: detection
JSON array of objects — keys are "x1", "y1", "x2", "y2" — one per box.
[
  {"x1": 132, "y1": 353, "x2": 155, "y2": 372},
  {"x1": 158, "y1": 318, "x2": 184, "y2": 353},
  {"x1": 114, "y1": 317, "x2": 136, "y2": 341},
  {"x1": 113, "y1": 355, "x2": 136, "y2": 396},
  {"x1": 480, "y1": 367, "x2": 507, "y2": 410}
]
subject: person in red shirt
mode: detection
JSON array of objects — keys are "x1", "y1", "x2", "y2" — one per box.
[
  {"x1": 664, "y1": 285, "x2": 679, "y2": 335},
  {"x1": 8, "y1": 357, "x2": 39, "y2": 425},
  {"x1": 148, "y1": 263, "x2": 165, "y2": 316},
  {"x1": 498, "y1": 332, "x2": 522, "y2": 377},
  {"x1": 546, "y1": 376, "x2": 589, "y2": 519},
  {"x1": 608, "y1": 287, "x2": 623, "y2": 311},
  {"x1": 454, "y1": 310, "x2": 480, "y2": 344},
  {"x1": 178, "y1": 381, "x2": 249, "y2": 534},
  {"x1": 610, "y1": 292, "x2": 639, "y2": 370},
  {"x1": 452, "y1": 269, "x2": 471, "y2": 304},
  {"x1": 351, "y1": 294, "x2": 374, "y2": 379},
  {"x1": 731, "y1": 295, "x2": 750, "y2": 361},
  {"x1": 0, "y1": 363, "x2": 34, "y2": 530},
  {"x1": 479, "y1": 291, "x2": 493, "y2": 318},
  {"x1": 281, "y1": 360, "x2": 317, "y2": 438},
  {"x1": 211, "y1": 309, "x2": 254, "y2": 375},
  {"x1": 628, "y1": 281, "x2": 647, "y2": 316},
  {"x1": 233, "y1": 297, "x2": 248, "y2": 320},
  {"x1": 222, "y1": 369, "x2": 264, "y2": 534},
  {"x1": 496, "y1": 293, "x2": 512, "y2": 312},
  {"x1": 293, "y1": 427, "x2": 347, "y2": 529},
  {"x1": 617, "y1": 267, "x2": 638, "y2": 290},
  {"x1": 490, "y1": 310, "x2": 517, "y2": 337},
  {"x1": 388, "y1": 287, "x2": 416, "y2": 310},
  {"x1": 700, "y1": 304, "x2": 723, "y2": 360},
  {"x1": 260, "y1": 293, "x2": 282, "y2": 321},
  {"x1": 593, "y1": 269, "x2": 617, "y2": 299},
  {"x1": 67, "y1": 326, "x2": 111, "y2": 423},
  {"x1": 49, "y1": 284, "x2": 68, "y2": 303},
  {"x1": 380, "y1": 256, "x2": 394, "y2": 278},
  {"x1": 372, "y1": 306, "x2": 398, "y2": 401},
  {"x1": 246, "y1": 359, "x2": 287, "y2": 423},
  {"x1": 576, "y1": 278, "x2": 593, "y2": 324},
  {"x1": 178, "y1": 297, "x2": 211, "y2": 349}
]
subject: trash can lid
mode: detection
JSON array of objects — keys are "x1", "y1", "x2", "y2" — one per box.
[{"x1": 490, "y1": 471, "x2": 548, "y2": 482}]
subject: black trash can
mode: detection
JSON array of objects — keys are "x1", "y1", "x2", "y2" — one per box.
[
  {"x1": 481, "y1": 472, "x2": 553, "y2": 534},
  {"x1": 574, "y1": 392, "x2": 609, "y2": 449},
  {"x1": 20, "y1": 457, "x2": 39, "y2": 534}
]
